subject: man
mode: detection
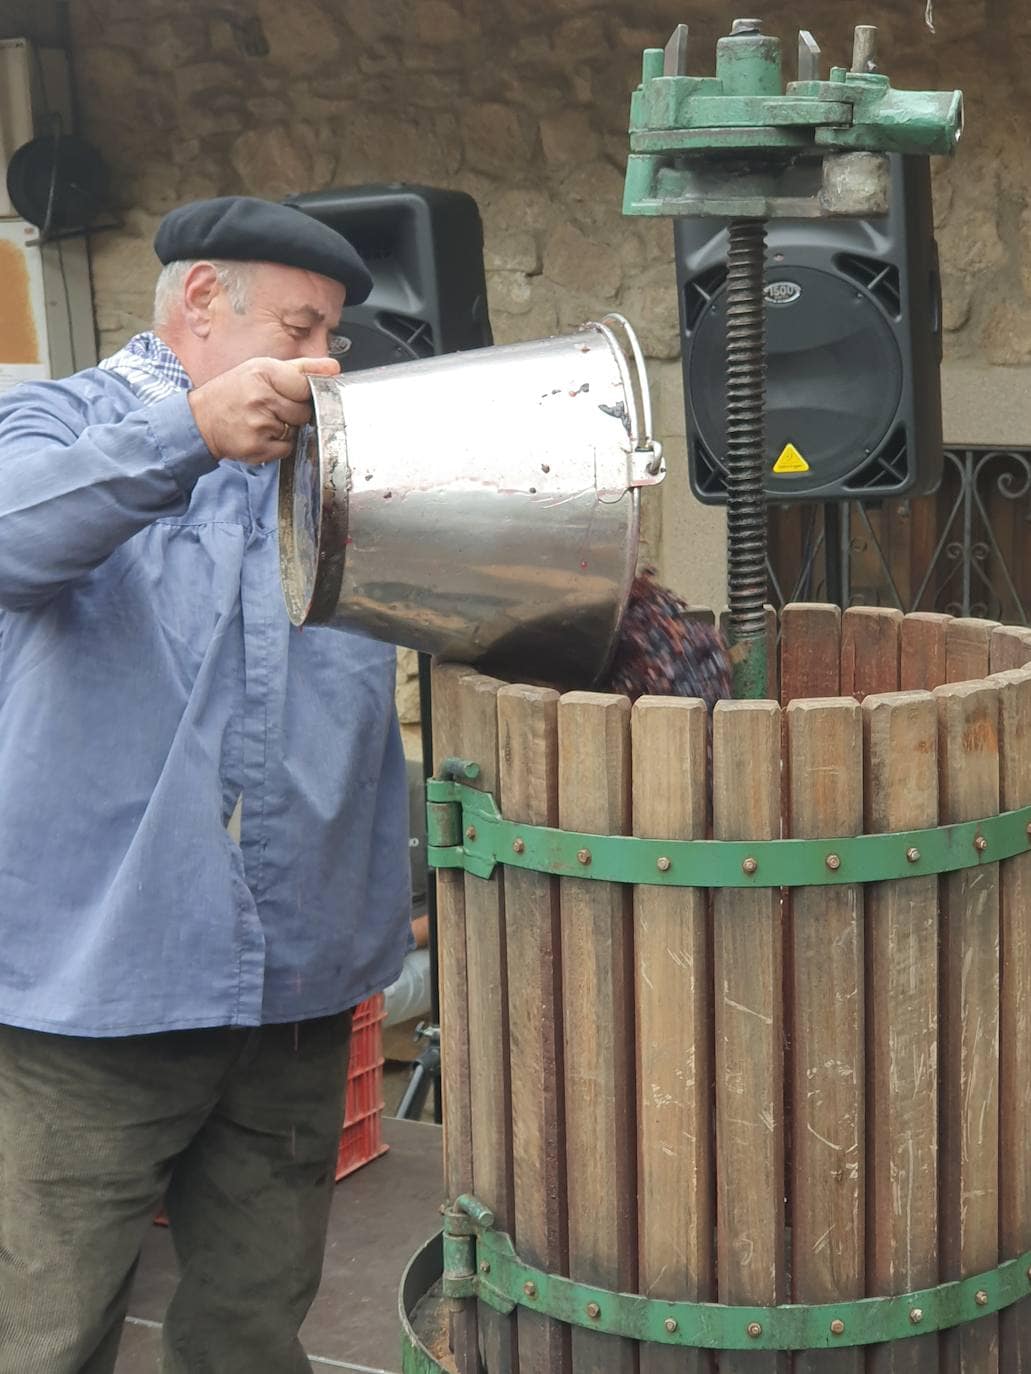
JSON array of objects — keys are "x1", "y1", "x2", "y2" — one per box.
[{"x1": 0, "y1": 197, "x2": 411, "y2": 1373}]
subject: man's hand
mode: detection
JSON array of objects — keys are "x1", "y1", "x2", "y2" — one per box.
[{"x1": 187, "y1": 356, "x2": 340, "y2": 464}]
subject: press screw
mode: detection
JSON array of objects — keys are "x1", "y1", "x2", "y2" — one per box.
[
  {"x1": 513, "y1": 838, "x2": 525, "y2": 854},
  {"x1": 906, "y1": 847, "x2": 921, "y2": 863},
  {"x1": 657, "y1": 856, "x2": 672, "y2": 872},
  {"x1": 746, "y1": 1322, "x2": 763, "y2": 1339},
  {"x1": 826, "y1": 854, "x2": 841, "y2": 871},
  {"x1": 577, "y1": 848, "x2": 592, "y2": 866},
  {"x1": 523, "y1": 1281, "x2": 537, "y2": 1298},
  {"x1": 664, "y1": 1317, "x2": 678, "y2": 1333},
  {"x1": 479, "y1": 1261, "x2": 491, "y2": 1274},
  {"x1": 975, "y1": 1290, "x2": 989, "y2": 1307},
  {"x1": 586, "y1": 1302, "x2": 601, "y2": 1320},
  {"x1": 909, "y1": 1308, "x2": 924, "y2": 1325},
  {"x1": 466, "y1": 826, "x2": 477, "y2": 842},
  {"x1": 975, "y1": 835, "x2": 988, "y2": 853},
  {"x1": 742, "y1": 857, "x2": 758, "y2": 875},
  {"x1": 830, "y1": 1319, "x2": 845, "y2": 1336}
]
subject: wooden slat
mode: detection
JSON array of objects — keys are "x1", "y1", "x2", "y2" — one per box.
[
  {"x1": 989, "y1": 624, "x2": 1031, "y2": 673},
  {"x1": 459, "y1": 673, "x2": 517, "y2": 1374},
  {"x1": 780, "y1": 602, "x2": 841, "y2": 704},
  {"x1": 935, "y1": 680, "x2": 1001, "y2": 1374},
  {"x1": 497, "y1": 684, "x2": 569, "y2": 1374},
  {"x1": 559, "y1": 692, "x2": 636, "y2": 1374},
  {"x1": 787, "y1": 699, "x2": 864, "y2": 1374},
  {"x1": 633, "y1": 698, "x2": 714, "y2": 1374},
  {"x1": 996, "y1": 668, "x2": 1031, "y2": 1371},
  {"x1": 944, "y1": 616, "x2": 997, "y2": 683},
  {"x1": 713, "y1": 699, "x2": 787, "y2": 1374},
  {"x1": 863, "y1": 691, "x2": 941, "y2": 1374},
  {"x1": 841, "y1": 607, "x2": 902, "y2": 701},
  {"x1": 901, "y1": 612, "x2": 951, "y2": 691},
  {"x1": 432, "y1": 663, "x2": 482, "y2": 1374}
]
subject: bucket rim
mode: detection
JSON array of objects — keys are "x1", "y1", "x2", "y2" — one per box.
[{"x1": 278, "y1": 377, "x2": 349, "y2": 626}]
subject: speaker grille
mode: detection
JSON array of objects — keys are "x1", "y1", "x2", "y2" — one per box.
[
  {"x1": 379, "y1": 311, "x2": 436, "y2": 359},
  {"x1": 836, "y1": 254, "x2": 902, "y2": 318},
  {"x1": 841, "y1": 424, "x2": 910, "y2": 493},
  {"x1": 682, "y1": 266, "x2": 727, "y2": 332}
]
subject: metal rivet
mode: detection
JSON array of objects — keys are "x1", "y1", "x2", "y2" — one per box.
[
  {"x1": 479, "y1": 1261, "x2": 491, "y2": 1274},
  {"x1": 975, "y1": 835, "x2": 988, "y2": 853},
  {"x1": 512, "y1": 838, "x2": 525, "y2": 854},
  {"x1": 664, "y1": 1317, "x2": 678, "y2": 1334},
  {"x1": 1026, "y1": 822, "x2": 1031, "y2": 842},
  {"x1": 746, "y1": 1322, "x2": 763, "y2": 1339},
  {"x1": 466, "y1": 826, "x2": 477, "y2": 842},
  {"x1": 826, "y1": 854, "x2": 841, "y2": 872},
  {"x1": 523, "y1": 1281, "x2": 537, "y2": 1298},
  {"x1": 742, "y1": 857, "x2": 758, "y2": 876},
  {"x1": 577, "y1": 848, "x2": 592, "y2": 866},
  {"x1": 586, "y1": 1302, "x2": 601, "y2": 1320},
  {"x1": 906, "y1": 847, "x2": 921, "y2": 863},
  {"x1": 657, "y1": 856, "x2": 672, "y2": 872},
  {"x1": 975, "y1": 1290, "x2": 989, "y2": 1307},
  {"x1": 830, "y1": 1319, "x2": 845, "y2": 1336},
  {"x1": 1026, "y1": 1265, "x2": 1031, "y2": 1283},
  {"x1": 909, "y1": 1308, "x2": 924, "y2": 1325}
]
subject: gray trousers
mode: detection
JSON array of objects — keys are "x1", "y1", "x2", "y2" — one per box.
[{"x1": 0, "y1": 1012, "x2": 352, "y2": 1374}]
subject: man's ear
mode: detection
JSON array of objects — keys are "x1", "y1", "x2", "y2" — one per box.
[{"x1": 180, "y1": 262, "x2": 220, "y2": 339}]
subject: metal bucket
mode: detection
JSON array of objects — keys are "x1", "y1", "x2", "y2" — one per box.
[{"x1": 278, "y1": 314, "x2": 665, "y2": 685}]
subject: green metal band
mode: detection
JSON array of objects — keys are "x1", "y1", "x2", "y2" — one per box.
[
  {"x1": 427, "y1": 776, "x2": 1031, "y2": 889},
  {"x1": 438, "y1": 1203, "x2": 1031, "y2": 1352}
]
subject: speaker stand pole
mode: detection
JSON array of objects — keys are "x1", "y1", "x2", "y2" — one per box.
[
  {"x1": 395, "y1": 652, "x2": 443, "y2": 1124},
  {"x1": 823, "y1": 501, "x2": 851, "y2": 609}
]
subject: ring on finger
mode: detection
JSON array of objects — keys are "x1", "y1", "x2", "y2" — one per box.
[{"x1": 276, "y1": 420, "x2": 291, "y2": 443}]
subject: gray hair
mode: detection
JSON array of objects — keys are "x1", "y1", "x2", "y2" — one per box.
[{"x1": 152, "y1": 259, "x2": 254, "y2": 326}]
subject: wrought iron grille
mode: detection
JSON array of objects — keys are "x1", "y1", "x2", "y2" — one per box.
[{"x1": 766, "y1": 447, "x2": 1031, "y2": 624}]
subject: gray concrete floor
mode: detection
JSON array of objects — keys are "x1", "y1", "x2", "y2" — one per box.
[{"x1": 114, "y1": 1112, "x2": 444, "y2": 1374}]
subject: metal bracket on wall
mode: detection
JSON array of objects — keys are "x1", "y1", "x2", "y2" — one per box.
[
  {"x1": 429, "y1": 1197, "x2": 1031, "y2": 1353},
  {"x1": 427, "y1": 773, "x2": 1031, "y2": 890}
]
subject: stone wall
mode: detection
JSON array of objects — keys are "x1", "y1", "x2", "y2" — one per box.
[{"x1": 61, "y1": 0, "x2": 1031, "y2": 750}]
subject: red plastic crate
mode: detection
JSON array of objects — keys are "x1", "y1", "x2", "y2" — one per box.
[{"x1": 337, "y1": 993, "x2": 389, "y2": 1180}]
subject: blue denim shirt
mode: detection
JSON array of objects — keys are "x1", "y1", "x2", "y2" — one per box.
[{"x1": 0, "y1": 351, "x2": 410, "y2": 1036}]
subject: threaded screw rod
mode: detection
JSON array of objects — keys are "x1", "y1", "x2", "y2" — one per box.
[{"x1": 724, "y1": 217, "x2": 769, "y2": 698}]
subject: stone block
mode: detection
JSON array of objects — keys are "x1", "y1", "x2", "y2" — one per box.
[
  {"x1": 488, "y1": 271, "x2": 533, "y2": 316},
  {"x1": 231, "y1": 125, "x2": 318, "y2": 199},
  {"x1": 618, "y1": 284, "x2": 680, "y2": 360},
  {"x1": 410, "y1": 0, "x2": 466, "y2": 46},
  {"x1": 981, "y1": 302, "x2": 1031, "y2": 367},
  {"x1": 257, "y1": 0, "x2": 340, "y2": 66},
  {"x1": 941, "y1": 271, "x2": 973, "y2": 334},
  {"x1": 460, "y1": 103, "x2": 536, "y2": 176},
  {"x1": 484, "y1": 229, "x2": 539, "y2": 275},
  {"x1": 540, "y1": 109, "x2": 601, "y2": 165},
  {"x1": 543, "y1": 222, "x2": 622, "y2": 298}
]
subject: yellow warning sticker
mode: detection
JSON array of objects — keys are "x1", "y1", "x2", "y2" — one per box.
[{"x1": 773, "y1": 442, "x2": 810, "y2": 474}]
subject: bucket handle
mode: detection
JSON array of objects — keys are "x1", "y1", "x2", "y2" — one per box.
[{"x1": 594, "y1": 312, "x2": 664, "y2": 481}]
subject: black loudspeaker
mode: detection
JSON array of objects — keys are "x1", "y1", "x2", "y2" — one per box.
[
  {"x1": 284, "y1": 183, "x2": 492, "y2": 368},
  {"x1": 677, "y1": 155, "x2": 943, "y2": 503}
]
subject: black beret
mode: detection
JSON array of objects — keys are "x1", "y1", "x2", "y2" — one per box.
[{"x1": 153, "y1": 195, "x2": 373, "y2": 305}]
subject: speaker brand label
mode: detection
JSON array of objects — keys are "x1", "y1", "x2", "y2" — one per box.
[
  {"x1": 764, "y1": 281, "x2": 802, "y2": 305},
  {"x1": 773, "y1": 443, "x2": 810, "y2": 474}
]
